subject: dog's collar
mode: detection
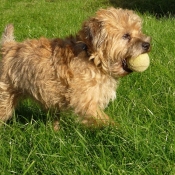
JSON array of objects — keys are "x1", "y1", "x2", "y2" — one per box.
[
  {"x1": 82, "y1": 43, "x2": 87, "y2": 51},
  {"x1": 76, "y1": 41, "x2": 88, "y2": 50}
]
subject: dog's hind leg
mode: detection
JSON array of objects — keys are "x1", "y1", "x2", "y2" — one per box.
[{"x1": 0, "y1": 83, "x2": 17, "y2": 125}]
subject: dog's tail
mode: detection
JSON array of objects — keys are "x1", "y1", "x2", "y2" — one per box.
[{"x1": 1, "y1": 24, "x2": 15, "y2": 45}]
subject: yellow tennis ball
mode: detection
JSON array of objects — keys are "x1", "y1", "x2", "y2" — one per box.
[{"x1": 127, "y1": 53, "x2": 150, "y2": 72}]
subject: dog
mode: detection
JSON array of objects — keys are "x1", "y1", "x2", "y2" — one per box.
[{"x1": 0, "y1": 7, "x2": 151, "y2": 129}]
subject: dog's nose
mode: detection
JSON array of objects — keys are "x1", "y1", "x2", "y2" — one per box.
[{"x1": 142, "y1": 42, "x2": 150, "y2": 51}]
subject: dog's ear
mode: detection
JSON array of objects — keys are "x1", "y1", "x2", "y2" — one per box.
[
  {"x1": 84, "y1": 18, "x2": 101, "y2": 40},
  {"x1": 78, "y1": 18, "x2": 103, "y2": 49}
]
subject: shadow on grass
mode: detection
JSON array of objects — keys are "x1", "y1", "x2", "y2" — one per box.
[
  {"x1": 109, "y1": 0, "x2": 175, "y2": 17},
  {"x1": 6, "y1": 100, "x2": 48, "y2": 127},
  {"x1": 9, "y1": 100, "x2": 118, "y2": 133},
  {"x1": 14, "y1": 105, "x2": 46, "y2": 125},
  {"x1": 8, "y1": 100, "x2": 74, "y2": 129}
]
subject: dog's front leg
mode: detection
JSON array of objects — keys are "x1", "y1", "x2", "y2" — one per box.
[{"x1": 79, "y1": 106, "x2": 115, "y2": 128}]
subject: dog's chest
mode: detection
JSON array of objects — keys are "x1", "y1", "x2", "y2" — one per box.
[{"x1": 97, "y1": 76, "x2": 117, "y2": 109}]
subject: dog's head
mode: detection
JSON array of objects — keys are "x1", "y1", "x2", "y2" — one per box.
[{"x1": 78, "y1": 7, "x2": 151, "y2": 77}]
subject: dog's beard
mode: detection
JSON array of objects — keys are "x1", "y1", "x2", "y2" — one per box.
[{"x1": 106, "y1": 58, "x2": 131, "y2": 77}]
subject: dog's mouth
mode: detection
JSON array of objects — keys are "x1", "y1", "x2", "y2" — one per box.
[{"x1": 122, "y1": 58, "x2": 132, "y2": 73}]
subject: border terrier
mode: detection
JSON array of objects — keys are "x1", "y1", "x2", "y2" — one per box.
[{"x1": 0, "y1": 8, "x2": 151, "y2": 129}]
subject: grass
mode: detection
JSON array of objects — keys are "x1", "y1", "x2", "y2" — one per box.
[
  {"x1": 0, "y1": 0, "x2": 175, "y2": 174},
  {"x1": 109, "y1": 0, "x2": 175, "y2": 17}
]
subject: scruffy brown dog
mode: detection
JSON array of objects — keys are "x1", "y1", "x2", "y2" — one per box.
[{"x1": 0, "y1": 8, "x2": 151, "y2": 128}]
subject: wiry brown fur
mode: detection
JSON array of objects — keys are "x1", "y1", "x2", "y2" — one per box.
[{"x1": 0, "y1": 8, "x2": 151, "y2": 128}]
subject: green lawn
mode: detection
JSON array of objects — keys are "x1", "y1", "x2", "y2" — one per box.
[{"x1": 0, "y1": 0, "x2": 175, "y2": 174}]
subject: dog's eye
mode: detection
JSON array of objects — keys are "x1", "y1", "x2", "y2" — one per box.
[{"x1": 122, "y1": 33, "x2": 131, "y2": 40}]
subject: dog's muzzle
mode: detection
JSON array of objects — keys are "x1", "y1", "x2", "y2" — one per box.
[{"x1": 142, "y1": 42, "x2": 150, "y2": 52}]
